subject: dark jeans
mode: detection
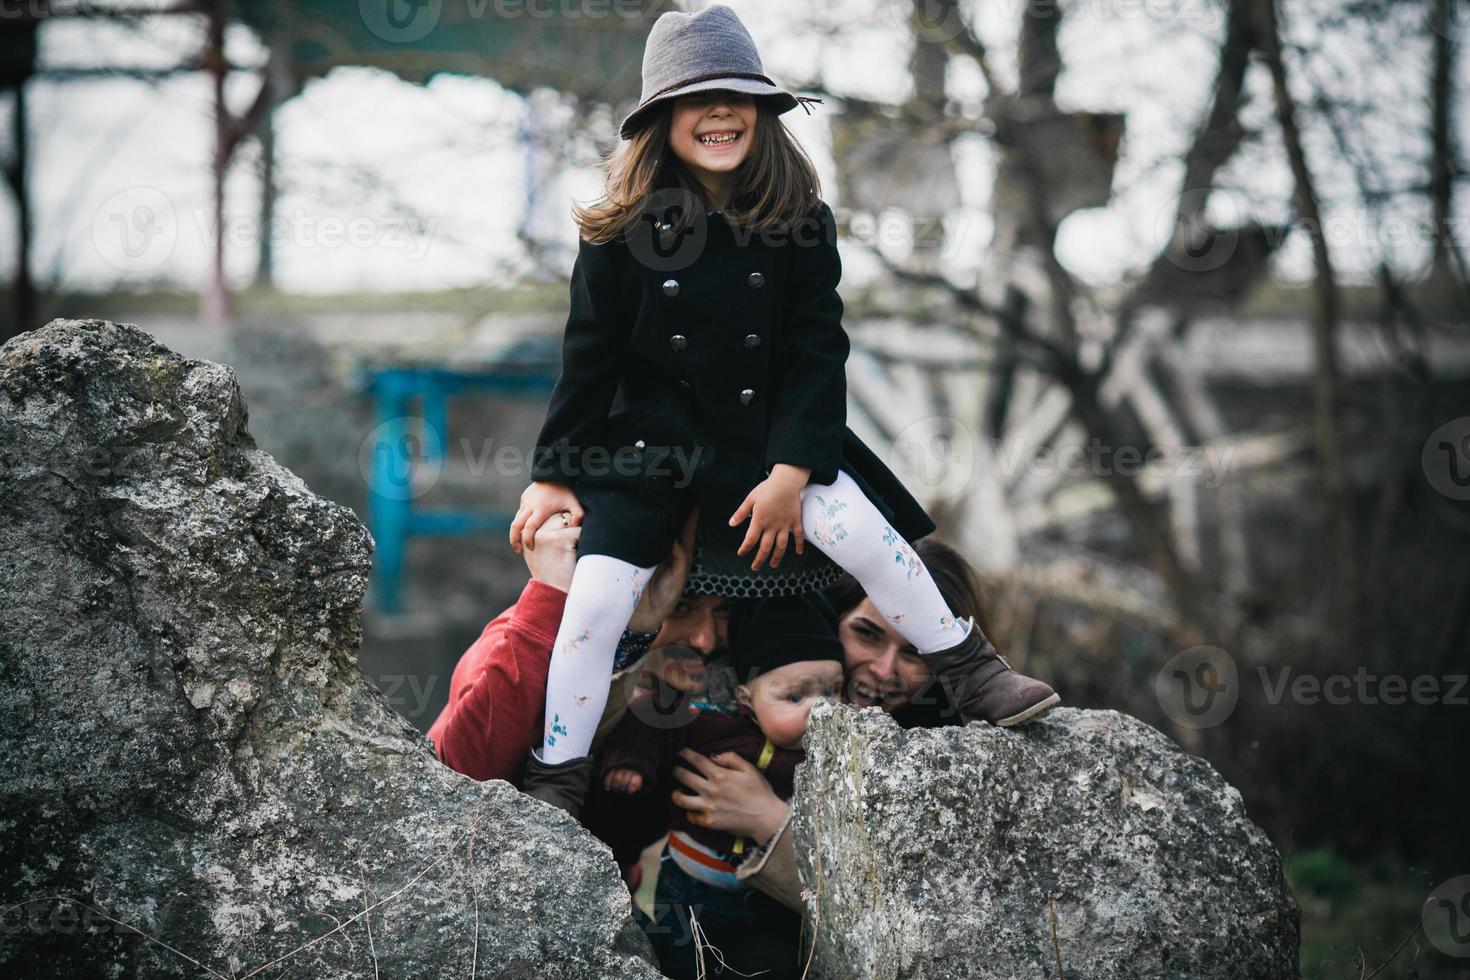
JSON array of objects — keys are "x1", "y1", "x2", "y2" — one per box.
[{"x1": 636, "y1": 848, "x2": 805, "y2": 980}]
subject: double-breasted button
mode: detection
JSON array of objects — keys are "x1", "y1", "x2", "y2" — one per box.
[
  {"x1": 662, "y1": 278, "x2": 680, "y2": 297},
  {"x1": 634, "y1": 439, "x2": 646, "y2": 450},
  {"x1": 669, "y1": 334, "x2": 688, "y2": 351},
  {"x1": 679, "y1": 379, "x2": 692, "y2": 388},
  {"x1": 746, "y1": 271, "x2": 765, "y2": 288},
  {"x1": 743, "y1": 333, "x2": 761, "y2": 349},
  {"x1": 739, "y1": 388, "x2": 755, "y2": 405}
]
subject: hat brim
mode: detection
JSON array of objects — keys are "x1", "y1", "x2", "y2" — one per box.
[{"x1": 619, "y1": 77, "x2": 799, "y2": 140}]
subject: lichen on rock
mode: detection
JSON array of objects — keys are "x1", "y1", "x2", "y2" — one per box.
[
  {"x1": 0, "y1": 319, "x2": 659, "y2": 978},
  {"x1": 792, "y1": 702, "x2": 1301, "y2": 979}
]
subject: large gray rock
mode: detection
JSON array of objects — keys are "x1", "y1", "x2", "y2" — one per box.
[
  {"x1": 0, "y1": 319, "x2": 659, "y2": 978},
  {"x1": 792, "y1": 703, "x2": 1299, "y2": 979}
]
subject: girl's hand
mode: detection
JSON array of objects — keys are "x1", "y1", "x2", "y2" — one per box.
[
  {"x1": 604, "y1": 767, "x2": 645, "y2": 794},
  {"x1": 670, "y1": 748, "x2": 791, "y2": 841},
  {"x1": 728, "y1": 464, "x2": 811, "y2": 571},
  {"x1": 509, "y1": 481, "x2": 584, "y2": 554}
]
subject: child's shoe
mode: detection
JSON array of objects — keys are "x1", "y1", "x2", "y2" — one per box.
[
  {"x1": 521, "y1": 748, "x2": 594, "y2": 817},
  {"x1": 924, "y1": 618, "x2": 1060, "y2": 726}
]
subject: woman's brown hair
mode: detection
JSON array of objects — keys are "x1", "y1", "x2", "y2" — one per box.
[
  {"x1": 821, "y1": 537, "x2": 998, "y2": 647},
  {"x1": 571, "y1": 93, "x2": 823, "y2": 244}
]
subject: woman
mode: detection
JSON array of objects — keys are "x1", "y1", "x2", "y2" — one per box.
[{"x1": 668, "y1": 536, "x2": 1042, "y2": 911}]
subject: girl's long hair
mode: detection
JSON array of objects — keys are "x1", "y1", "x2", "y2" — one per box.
[{"x1": 572, "y1": 96, "x2": 823, "y2": 243}]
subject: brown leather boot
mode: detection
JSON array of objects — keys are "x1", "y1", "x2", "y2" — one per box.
[
  {"x1": 924, "y1": 618, "x2": 1060, "y2": 726},
  {"x1": 521, "y1": 748, "x2": 594, "y2": 817}
]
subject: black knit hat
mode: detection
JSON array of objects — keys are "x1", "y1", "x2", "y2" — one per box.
[{"x1": 726, "y1": 592, "x2": 845, "y2": 684}]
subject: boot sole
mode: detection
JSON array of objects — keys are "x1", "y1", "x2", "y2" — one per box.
[{"x1": 996, "y1": 692, "x2": 1061, "y2": 727}]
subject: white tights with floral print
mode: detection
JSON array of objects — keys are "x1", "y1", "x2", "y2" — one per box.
[{"x1": 536, "y1": 468, "x2": 973, "y2": 764}]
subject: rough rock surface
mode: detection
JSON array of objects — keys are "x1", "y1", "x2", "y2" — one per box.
[
  {"x1": 0, "y1": 319, "x2": 659, "y2": 978},
  {"x1": 792, "y1": 703, "x2": 1300, "y2": 979}
]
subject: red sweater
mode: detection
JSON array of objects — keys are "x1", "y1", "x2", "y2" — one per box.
[{"x1": 425, "y1": 579, "x2": 566, "y2": 783}]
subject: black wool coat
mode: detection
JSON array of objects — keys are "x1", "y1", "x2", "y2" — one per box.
[{"x1": 530, "y1": 199, "x2": 936, "y2": 549}]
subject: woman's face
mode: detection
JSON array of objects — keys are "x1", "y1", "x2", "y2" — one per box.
[
  {"x1": 668, "y1": 90, "x2": 757, "y2": 186},
  {"x1": 837, "y1": 598, "x2": 934, "y2": 711}
]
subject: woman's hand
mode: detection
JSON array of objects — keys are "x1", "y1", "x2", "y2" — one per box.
[
  {"x1": 670, "y1": 748, "x2": 791, "y2": 842},
  {"x1": 628, "y1": 508, "x2": 700, "y2": 634},
  {"x1": 510, "y1": 481, "x2": 584, "y2": 553},
  {"x1": 728, "y1": 464, "x2": 811, "y2": 571}
]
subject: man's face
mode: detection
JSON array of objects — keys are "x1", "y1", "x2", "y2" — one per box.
[
  {"x1": 655, "y1": 594, "x2": 733, "y2": 657},
  {"x1": 838, "y1": 597, "x2": 934, "y2": 711}
]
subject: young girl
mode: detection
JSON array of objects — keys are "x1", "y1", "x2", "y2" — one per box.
[{"x1": 509, "y1": 4, "x2": 1058, "y2": 816}]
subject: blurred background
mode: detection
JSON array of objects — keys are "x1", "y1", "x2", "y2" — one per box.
[{"x1": 4, "y1": 0, "x2": 1468, "y2": 974}]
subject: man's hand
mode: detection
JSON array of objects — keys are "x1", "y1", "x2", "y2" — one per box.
[
  {"x1": 521, "y1": 512, "x2": 580, "y2": 592},
  {"x1": 628, "y1": 507, "x2": 699, "y2": 634},
  {"x1": 509, "y1": 481, "x2": 583, "y2": 553},
  {"x1": 728, "y1": 464, "x2": 811, "y2": 571}
]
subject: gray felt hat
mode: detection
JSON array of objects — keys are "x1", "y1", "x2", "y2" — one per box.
[{"x1": 619, "y1": 3, "x2": 822, "y2": 140}]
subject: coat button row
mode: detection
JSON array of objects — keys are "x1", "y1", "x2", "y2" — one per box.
[
  {"x1": 661, "y1": 273, "x2": 763, "y2": 296},
  {"x1": 669, "y1": 333, "x2": 759, "y2": 351}
]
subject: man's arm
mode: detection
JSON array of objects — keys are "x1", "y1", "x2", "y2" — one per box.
[{"x1": 426, "y1": 577, "x2": 566, "y2": 783}]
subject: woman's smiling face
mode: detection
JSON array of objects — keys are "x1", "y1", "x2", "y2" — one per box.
[
  {"x1": 668, "y1": 90, "x2": 758, "y2": 188},
  {"x1": 837, "y1": 598, "x2": 934, "y2": 711}
]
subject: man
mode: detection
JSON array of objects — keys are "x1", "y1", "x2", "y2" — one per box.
[{"x1": 427, "y1": 509, "x2": 729, "y2": 785}]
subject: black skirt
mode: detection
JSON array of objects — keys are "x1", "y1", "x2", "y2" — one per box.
[{"x1": 573, "y1": 388, "x2": 937, "y2": 598}]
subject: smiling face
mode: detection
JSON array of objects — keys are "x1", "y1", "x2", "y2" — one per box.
[
  {"x1": 737, "y1": 659, "x2": 844, "y2": 750},
  {"x1": 667, "y1": 89, "x2": 759, "y2": 203},
  {"x1": 838, "y1": 598, "x2": 935, "y2": 711}
]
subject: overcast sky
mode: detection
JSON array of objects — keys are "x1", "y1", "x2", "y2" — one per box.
[{"x1": 6, "y1": 0, "x2": 1466, "y2": 297}]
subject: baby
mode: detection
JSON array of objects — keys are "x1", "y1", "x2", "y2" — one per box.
[{"x1": 600, "y1": 592, "x2": 842, "y2": 978}]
